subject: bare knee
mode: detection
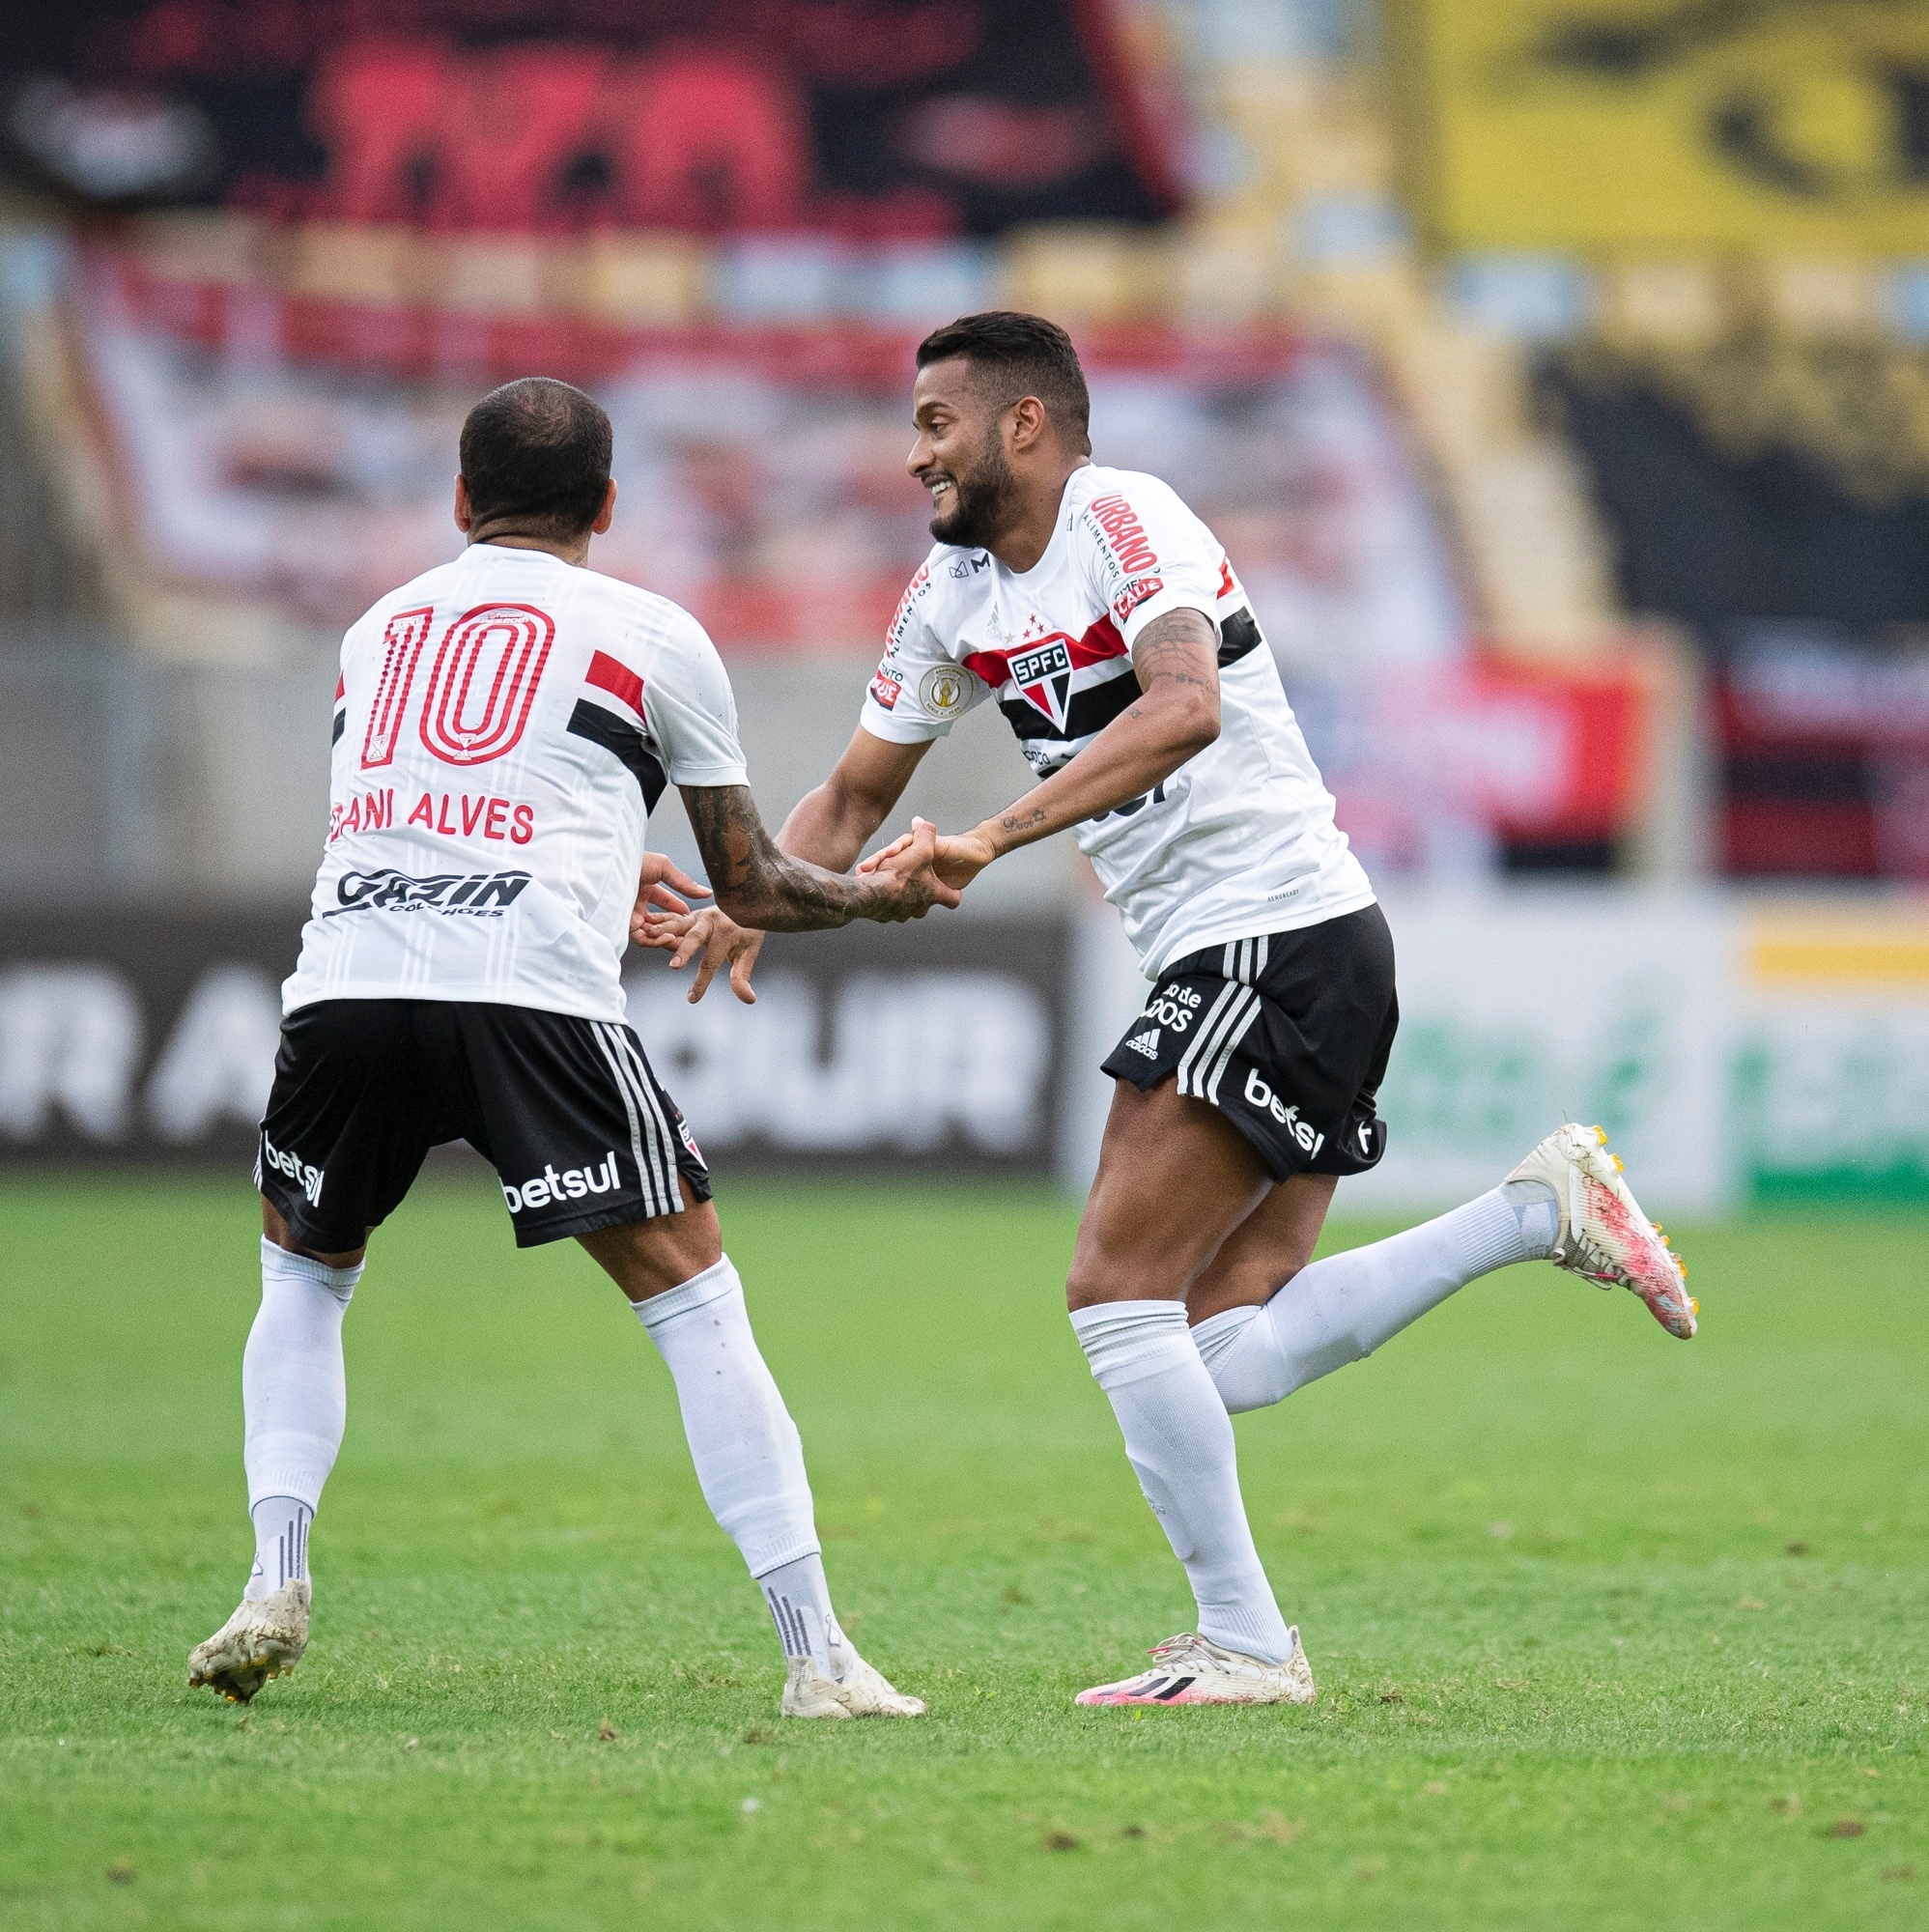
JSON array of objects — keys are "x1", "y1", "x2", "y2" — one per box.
[
  {"x1": 580, "y1": 1200, "x2": 723, "y2": 1303},
  {"x1": 260, "y1": 1197, "x2": 366, "y2": 1269}
]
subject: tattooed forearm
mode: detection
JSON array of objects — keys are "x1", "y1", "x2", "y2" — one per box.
[{"x1": 681, "y1": 784, "x2": 923, "y2": 929}]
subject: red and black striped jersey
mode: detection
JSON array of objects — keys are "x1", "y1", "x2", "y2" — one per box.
[
  {"x1": 287, "y1": 543, "x2": 747, "y2": 1025},
  {"x1": 862, "y1": 466, "x2": 1375, "y2": 976}
]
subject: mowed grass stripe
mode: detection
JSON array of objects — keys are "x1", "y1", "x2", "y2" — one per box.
[{"x1": 2, "y1": 1176, "x2": 1926, "y2": 1930}]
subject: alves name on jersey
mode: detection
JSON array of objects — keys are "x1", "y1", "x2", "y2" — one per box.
[
  {"x1": 860, "y1": 466, "x2": 1375, "y2": 979},
  {"x1": 285, "y1": 543, "x2": 749, "y2": 1026}
]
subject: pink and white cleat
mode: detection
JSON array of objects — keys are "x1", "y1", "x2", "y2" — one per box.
[
  {"x1": 1510, "y1": 1122, "x2": 1698, "y2": 1339},
  {"x1": 1075, "y1": 1630, "x2": 1316, "y2": 1708}
]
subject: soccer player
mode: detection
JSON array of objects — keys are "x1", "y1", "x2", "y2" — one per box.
[
  {"x1": 187, "y1": 378, "x2": 955, "y2": 1721},
  {"x1": 640, "y1": 314, "x2": 1696, "y2": 1709}
]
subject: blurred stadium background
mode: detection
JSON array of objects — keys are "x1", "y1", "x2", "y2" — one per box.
[{"x1": 1, "y1": 0, "x2": 1926, "y2": 1218}]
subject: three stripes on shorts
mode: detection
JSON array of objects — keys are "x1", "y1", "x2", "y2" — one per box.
[
  {"x1": 1174, "y1": 936, "x2": 1269, "y2": 1105},
  {"x1": 590, "y1": 1020, "x2": 685, "y2": 1216}
]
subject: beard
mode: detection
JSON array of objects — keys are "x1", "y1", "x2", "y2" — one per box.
[{"x1": 928, "y1": 435, "x2": 1019, "y2": 551}]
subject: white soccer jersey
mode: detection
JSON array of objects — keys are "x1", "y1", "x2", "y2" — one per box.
[
  {"x1": 283, "y1": 543, "x2": 748, "y2": 1024},
  {"x1": 860, "y1": 465, "x2": 1375, "y2": 975}
]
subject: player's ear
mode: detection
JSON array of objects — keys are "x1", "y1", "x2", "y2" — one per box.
[
  {"x1": 592, "y1": 477, "x2": 617, "y2": 535},
  {"x1": 453, "y1": 474, "x2": 473, "y2": 535},
  {"x1": 1007, "y1": 395, "x2": 1048, "y2": 457}
]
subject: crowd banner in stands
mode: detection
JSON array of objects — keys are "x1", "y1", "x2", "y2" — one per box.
[
  {"x1": 1, "y1": 0, "x2": 1181, "y2": 235},
  {"x1": 1544, "y1": 343, "x2": 1929, "y2": 635},
  {"x1": 51, "y1": 245, "x2": 1466, "y2": 666},
  {"x1": 0, "y1": 912, "x2": 1064, "y2": 1176},
  {"x1": 1717, "y1": 631, "x2": 1929, "y2": 883},
  {"x1": 1296, "y1": 657, "x2": 1645, "y2": 874},
  {"x1": 10, "y1": 895, "x2": 1929, "y2": 1207},
  {"x1": 1397, "y1": 0, "x2": 1929, "y2": 251}
]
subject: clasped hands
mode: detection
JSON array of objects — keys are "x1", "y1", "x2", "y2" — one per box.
[{"x1": 628, "y1": 818, "x2": 986, "y2": 1007}]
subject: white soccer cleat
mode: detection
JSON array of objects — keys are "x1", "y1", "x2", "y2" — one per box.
[
  {"x1": 1510, "y1": 1122, "x2": 1697, "y2": 1339},
  {"x1": 780, "y1": 1641, "x2": 926, "y2": 1719},
  {"x1": 1075, "y1": 1629, "x2": 1317, "y2": 1708},
  {"x1": 186, "y1": 1579, "x2": 310, "y2": 1704}
]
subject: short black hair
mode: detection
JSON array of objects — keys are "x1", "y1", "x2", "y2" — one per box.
[
  {"x1": 459, "y1": 377, "x2": 612, "y2": 539},
  {"x1": 915, "y1": 311, "x2": 1091, "y2": 453}
]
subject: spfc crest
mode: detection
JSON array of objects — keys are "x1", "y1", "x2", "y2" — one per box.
[{"x1": 1007, "y1": 636, "x2": 1074, "y2": 730}]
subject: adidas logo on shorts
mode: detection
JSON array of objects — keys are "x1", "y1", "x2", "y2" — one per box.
[{"x1": 1125, "y1": 1028, "x2": 1161, "y2": 1059}]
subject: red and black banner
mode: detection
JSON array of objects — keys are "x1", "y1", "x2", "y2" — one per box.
[{"x1": 3, "y1": 0, "x2": 1183, "y2": 237}]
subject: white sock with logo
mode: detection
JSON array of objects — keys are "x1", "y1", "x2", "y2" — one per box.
[
  {"x1": 242, "y1": 1238, "x2": 359, "y2": 1601},
  {"x1": 1193, "y1": 1182, "x2": 1559, "y2": 1415},
  {"x1": 1070, "y1": 1299, "x2": 1293, "y2": 1664},
  {"x1": 635, "y1": 1257, "x2": 842, "y2": 1675}
]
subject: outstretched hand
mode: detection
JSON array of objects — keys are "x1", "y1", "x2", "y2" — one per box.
[
  {"x1": 861, "y1": 818, "x2": 995, "y2": 896},
  {"x1": 632, "y1": 904, "x2": 765, "y2": 1005},
  {"x1": 631, "y1": 851, "x2": 710, "y2": 927}
]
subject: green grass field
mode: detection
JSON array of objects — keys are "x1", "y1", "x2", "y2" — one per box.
[{"x1": 3, "y1": 1176, "x2": 1927, "y2": 1930}]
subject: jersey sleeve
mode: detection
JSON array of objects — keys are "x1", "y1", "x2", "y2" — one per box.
[
  {"x1": 644, "y1": 608, "x2": 751, "y2": 787},
  {"x1": 859, "y1": 557, "x2": 989, "y2": 744},
  {"x1": 1074, "y1": 474, "x2": 1227, "y2": 651}
]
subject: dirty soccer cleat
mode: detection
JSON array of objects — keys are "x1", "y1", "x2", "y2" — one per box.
[
  {"x1": 780, "y1": 1640, "x2": 926, "y2": 1719},
  {"x1": 186, "y1": 1579, "x2": 310, "y2": 1704},
  {"x1": 1075, "y1": 1630, "x2": 1317, "y2": 1708},
  {"x1": 1509, "y1": 1122, "x2": 1697, "y2": 1339}
]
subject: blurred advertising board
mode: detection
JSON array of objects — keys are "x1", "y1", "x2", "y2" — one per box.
[
  {"x1": 48, "y1": 245, "x2": 1464, "y2": 665},
  {"x1": 1737, "y1": 905, "x2": 1929, "y2": 1205},
  {"x1": 1062, "y1": 888, "x2": 1929, "y2": 1214},
  {"x1": 0, "y1": 911, "x2": 1063, "y2": 1179},
  {"x1": 2, "y1": 1, "x2": 1179, "y2": 236},
  {"x1": 1398, "y1": 0, "x2": 1929, "y2": 251},
  {"x1": 11, "y1": 894, "x2": 1929, "y2": 1211}
]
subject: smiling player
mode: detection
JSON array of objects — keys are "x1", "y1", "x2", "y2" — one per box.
[{"x1": 641, "y1": 313, "x2": 1696, "y2": 1709}]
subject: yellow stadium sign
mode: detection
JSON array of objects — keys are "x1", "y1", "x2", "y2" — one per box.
[{"x1": 1396, "y1": 0, "x2": 1929, "y2": 251}]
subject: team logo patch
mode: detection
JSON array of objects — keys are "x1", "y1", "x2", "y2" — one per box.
[
  {"x1": 919, "y1": 665, "x2": 971, "y2": 717},
  {"x1": 1006, "y1": 637, "x2": 1074, "y2": 730}
]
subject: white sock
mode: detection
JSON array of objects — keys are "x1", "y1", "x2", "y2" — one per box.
[
  {"x1": 636, "y1": 1257, "x2": 837, "y2": 1671},
  {"x1": 1070, "y1": 1299, "x2": 1293, "y2": 1664},
  {"x1": 758, "y1": 1551, "x2": 844, "y2": 1674},
  {"x1": 248, "y1": 1497, "x2": 312, "y2": 1600},
  {"x1": 242, "y1": 1238, "x2": 359, "y2": 1601},
  {"x1": 1195, "y1": 1181, "x2": 1558, "y2": 1416}
]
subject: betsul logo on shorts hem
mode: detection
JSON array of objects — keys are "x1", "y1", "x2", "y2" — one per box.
[
  {"x1": 502, "y1": 1151, "x2": 619, "y2": 1214},
  {"x1": 1242, "y1": 1068, "x2": 1325, "y2": 1156},
  {"x1": 261, "y1": 1131, "x2": 324, "y2": 1207}
]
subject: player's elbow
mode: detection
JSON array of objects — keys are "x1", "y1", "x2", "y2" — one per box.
[
  {"x1": 824, "y1": 769, "x2": 896, "y2": 844},
  {"x1": 1167, "y1": 689, "x2": 1220, "y2": 758}
]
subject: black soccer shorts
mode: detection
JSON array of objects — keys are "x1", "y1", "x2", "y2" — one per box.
[
  {"x1": 1101, "y1": 903, "x2": 1399, "y2": 1184},
  {"x1": 256, "y1": 999, "x2": 711, "y2": 1253}
]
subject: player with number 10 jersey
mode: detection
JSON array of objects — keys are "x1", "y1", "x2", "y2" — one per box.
[{"x1": 290, "y1": 538, "x2": 745, "y2": 1026}]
